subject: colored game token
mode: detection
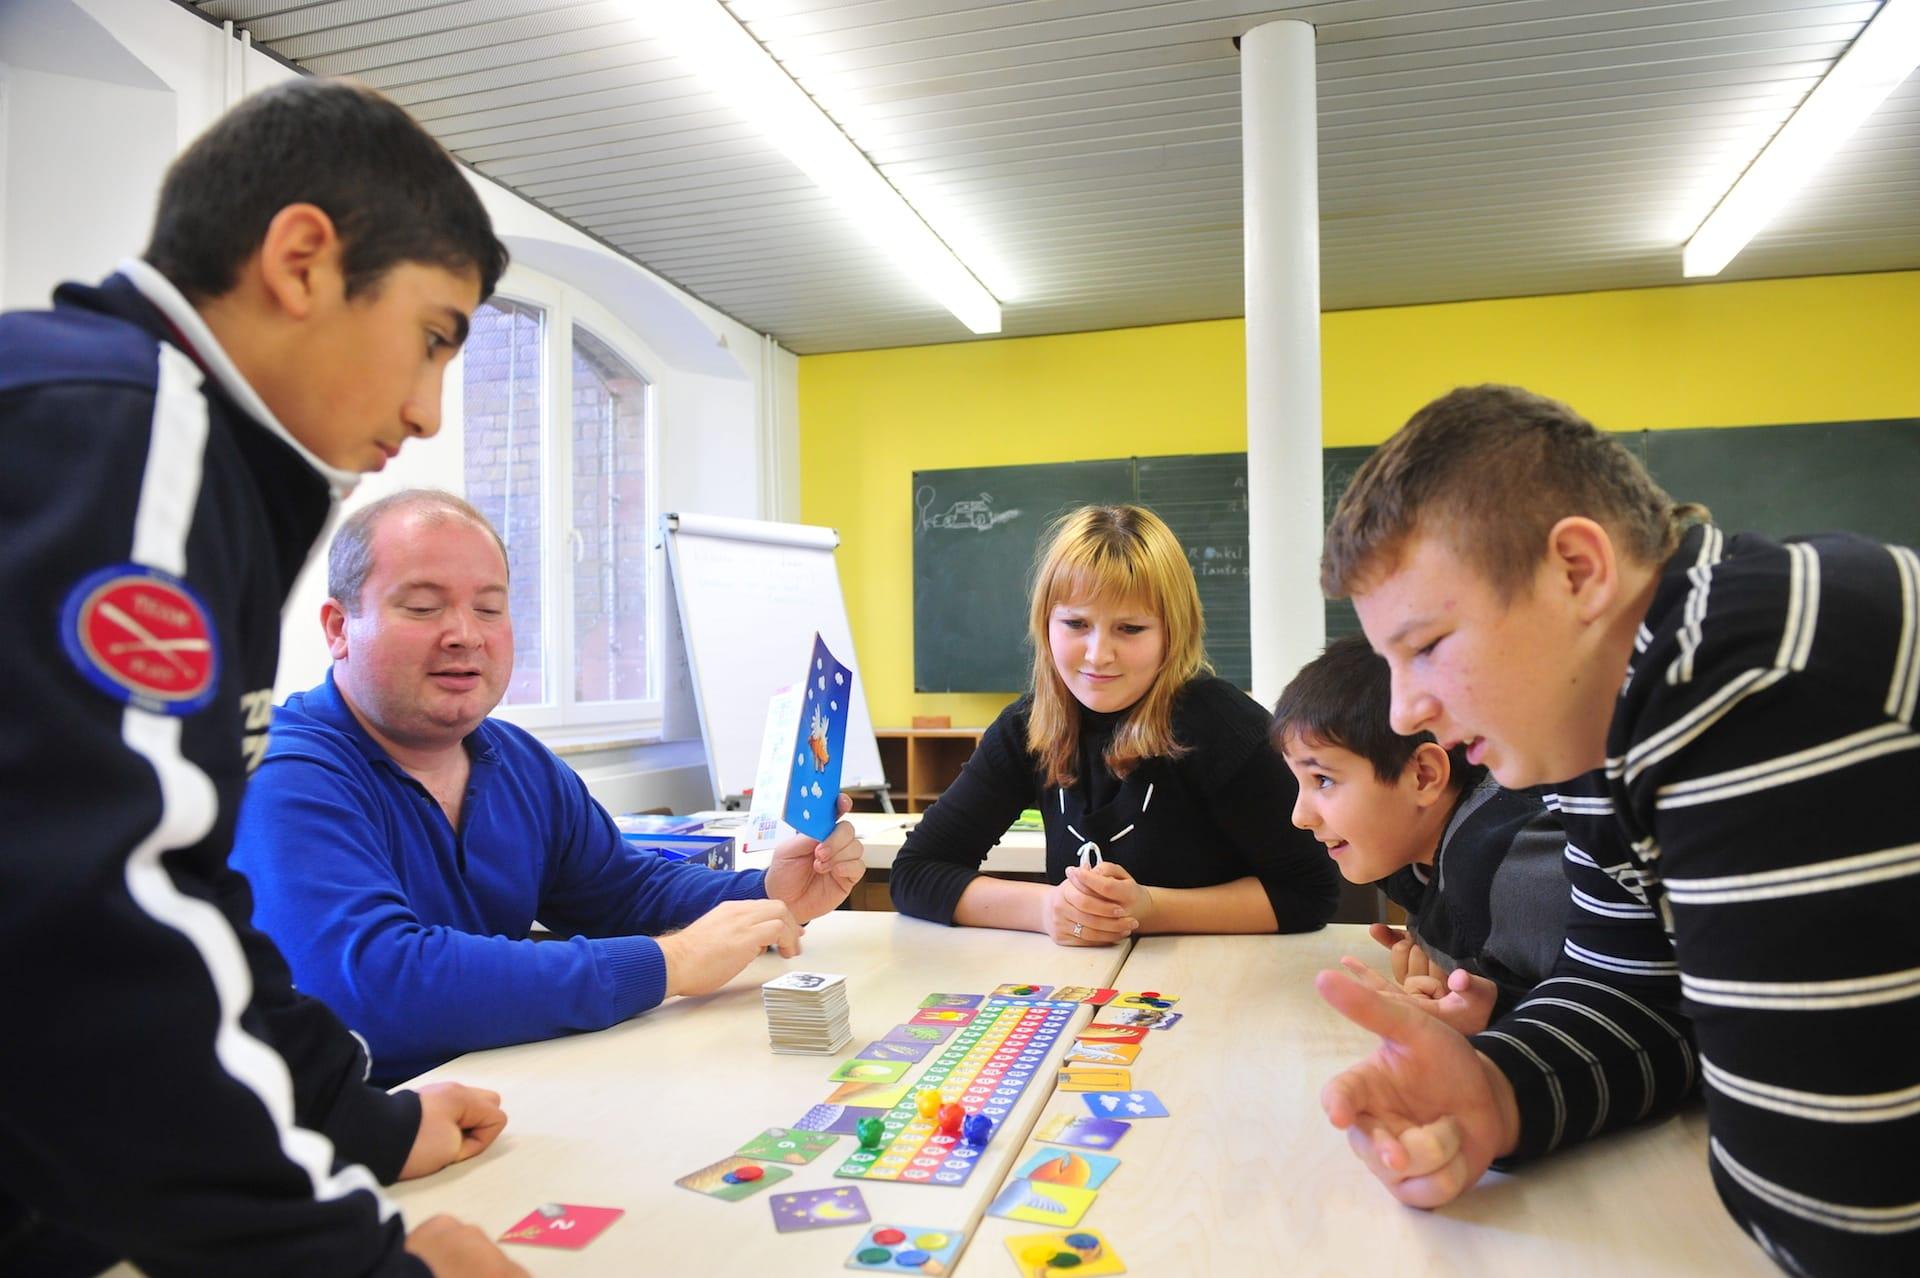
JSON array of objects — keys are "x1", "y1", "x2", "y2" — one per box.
[
  {"x1": 937, "y1": 1102, "x2": 965, "y2": 1134},
  {"x1": 1005, "y1": 1229, "x2": 1125, "y2": 1277},
  {"x1": 722, "y1": 1164, "x2": 765, "y2": 1184},
  {"x1": 857, "y1": 1116, "x2": 885, "y2": 1149},
  {"x1": 844, "y1": 1223, "x2": 967, "y2": 1273},
  {"x1": 916, "y1": 1088, "x2": 943, "y2": 1118},
  {"x1": 963, "y1": 1112, "x2": 994, "y2": 1146}
]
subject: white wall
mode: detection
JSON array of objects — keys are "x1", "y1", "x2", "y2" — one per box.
[{"x1": 8, "y1": 0, "x2": 805, "y2": 811}]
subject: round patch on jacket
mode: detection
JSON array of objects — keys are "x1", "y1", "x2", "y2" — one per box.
[{"x1": 61, "y1": 564, "x2": 219, "y2": 714}]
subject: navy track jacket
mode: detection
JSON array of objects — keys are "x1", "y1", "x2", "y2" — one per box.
[{"x1": 0, "y1": 264, "x2": 430, "y2": 1277}]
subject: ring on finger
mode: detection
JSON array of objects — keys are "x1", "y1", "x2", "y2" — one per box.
[{"x1": 1070, "y1": 922, "x2": 1084, "y2": 937}]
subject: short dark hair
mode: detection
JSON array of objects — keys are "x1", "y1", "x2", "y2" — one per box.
[
  {"x1": 1272, "y1": 636, "x2": 1482, "y2": 788},
  {"x1": 145, "y1": 78, "x2": 507, "y2": 303},
  {"x1": 1321, "y1": 384, "x2": 1706, "y2": 600},
  {"x1": 328, "y1": 490, "x2": 508, "y2": 615}
]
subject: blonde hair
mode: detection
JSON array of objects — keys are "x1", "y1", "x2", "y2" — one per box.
[{"x1": 1026, "y1": 505, "x2": 1209, "y2": 788}]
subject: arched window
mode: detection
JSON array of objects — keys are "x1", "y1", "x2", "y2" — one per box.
[{"x1": 458, "y1": 270, "x2": 661, "y2": 739}]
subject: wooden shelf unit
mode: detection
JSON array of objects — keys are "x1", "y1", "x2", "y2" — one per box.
[{"x1": 867, "y1": 726, "x2": 985, "y2": 813}]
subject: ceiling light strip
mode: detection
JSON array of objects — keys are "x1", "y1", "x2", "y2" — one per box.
[
  {"x1": 1683, "y1": 0, "x2": 1920, "y2": 277},
  {"x1": 639, "y1": 1, "x2": 1003, "y2": 333}
]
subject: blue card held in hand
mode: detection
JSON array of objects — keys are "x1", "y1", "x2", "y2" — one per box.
[{"x1": 784, "y1": 634, "x2": 851, "y2": 839}]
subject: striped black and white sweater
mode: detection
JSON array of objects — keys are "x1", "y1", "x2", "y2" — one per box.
[{"x1": 1471, "y1": 522, "x2": 1920, "y2": 1277}]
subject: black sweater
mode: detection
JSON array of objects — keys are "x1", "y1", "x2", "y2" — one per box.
[
  {"x1": 891, "y1": 675, "x2": 1339, "y2": 931},
  {"x1": 1376, "y1": 777, "x2": 1567, "y2": 1019}
]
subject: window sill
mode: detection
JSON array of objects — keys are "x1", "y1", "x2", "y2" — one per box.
[{"x1": 543, "y1": 730, "x2": 662, "y2": 757}]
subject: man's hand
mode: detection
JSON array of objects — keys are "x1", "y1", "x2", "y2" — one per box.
[
  {"x1": 1039, "y1": 867, "x2": 1137, "y2": 947},
  {"x1": 398, "y1": 1082, "x2": 508, "y2": 1181},
  {"x1": 405, "y1": 1215, "x2": 528, "y2": 1276},
  {"x1": 764, "y1": 793, "x2": 865, "y2": 923},
  {"x1": 658, "y1": 898, "x2": 802, "y2": 998},
  {"x1": 1316, "y1": 966, "x2": 1520, "y2": 1209}
]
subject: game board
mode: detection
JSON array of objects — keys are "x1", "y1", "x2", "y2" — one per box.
[{"x1": 833, "y1": 996, "x2": 1076, "y2": 1186}]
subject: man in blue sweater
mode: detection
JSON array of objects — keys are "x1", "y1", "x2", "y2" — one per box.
[{"x1": 232, "y1": 489, "x2": 865, "y2": 1085}]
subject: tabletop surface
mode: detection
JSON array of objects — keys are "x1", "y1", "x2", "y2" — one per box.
[
  {"x1": 386, "y1": 911, "x2": 1127, "y2": 1273},
  {"x1": 970, "y1": 928, "x2": 1775, "y2": 1277},
  {"x1": 373, "y1": 916, "x2": 1774, "y2": 1276}
]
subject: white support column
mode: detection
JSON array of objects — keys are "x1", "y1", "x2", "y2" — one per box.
[{"x1": 1241, "y1": 19, "x2": 1324, "y2": 706}]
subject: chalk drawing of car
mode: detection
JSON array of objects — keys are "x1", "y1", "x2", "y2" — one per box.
[{"x1": 917, "y1": 486, "x2": 1021, "y2": 532}]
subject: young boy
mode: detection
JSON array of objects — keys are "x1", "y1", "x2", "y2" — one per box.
[
  {"x1": 0, "y1": 80, "x2": 524, "y2": 1276},
  {"x1": 1315, "y1": 384, "x2": 1918, "y2": 1277},
  {"x1": 1274, "y1": 636, "x2": 1565, "y2": 1034}
]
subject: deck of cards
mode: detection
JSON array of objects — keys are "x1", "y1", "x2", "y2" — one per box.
[{"x1": 762, "y1": 970, "x2": 852, "y2": 1054}]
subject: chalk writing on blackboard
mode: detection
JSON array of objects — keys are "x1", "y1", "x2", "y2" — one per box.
[{"x1": 916, "y1": 485, "x2": 1023, "y2": 533}]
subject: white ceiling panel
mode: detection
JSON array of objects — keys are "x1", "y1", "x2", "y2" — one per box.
[{"x1": 187, "y1": 0, "x2": 1920, "y2": 353}]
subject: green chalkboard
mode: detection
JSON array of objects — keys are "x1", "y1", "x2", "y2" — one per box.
[
  {"x1": 913, "y1": 460, "x2": 1133, "y2": 692},
  {"x1": 1136, "y1": 453, "x2": 1251, "y2": 685},
  {"x1": 913, "y1": 420, "x2": 1920, "y2": 691},
  {"x1": 1323, "y1": 418, "x2": 1920, "y2": 640},
  {"x1": 912, "y1": 454, "x2": 1253, "y2": 693}
]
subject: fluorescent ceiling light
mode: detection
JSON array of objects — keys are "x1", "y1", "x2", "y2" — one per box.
[
  {"x1": 637, "y1": 1, "x2": 1003, "y2": 334},
  {"x1": 1683, "y1": 0, "x2": 1920, "y2": 277}
]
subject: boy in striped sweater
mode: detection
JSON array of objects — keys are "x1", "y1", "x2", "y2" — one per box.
[{"x1": 1314, "y1": 384, "x2": 1917, "y2": 1276}]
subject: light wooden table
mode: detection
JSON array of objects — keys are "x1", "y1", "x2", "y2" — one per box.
[
  {"x1": 386, "y1": 910, "x2": 1127, "y2": 1274},
  {"x1": 845, "y1": 810, "x2": 1048, "y2": 874},
  {"x1": 963, "y1": 928, "x2": 1775, "y2": 1276}
]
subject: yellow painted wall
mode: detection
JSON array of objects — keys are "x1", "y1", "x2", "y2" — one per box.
[{"x1": 801, "y1": 270, "x2": 1920, "y2": 727}]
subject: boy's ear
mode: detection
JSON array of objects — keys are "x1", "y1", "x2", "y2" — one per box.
[
  {"x1": 1545, "y1": 516, "x2": 1621, "y2": 624},
  {"x1": 253, "y1": 203, "x2": 347, "y2": 322},
  {"x1": 1408, "y1": 741, "x2": 1452, "y2": 807}
]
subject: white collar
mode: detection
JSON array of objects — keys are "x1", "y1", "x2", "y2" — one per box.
[{"x1": 117, "y1": 257, "x2": 362, "y2": 500}]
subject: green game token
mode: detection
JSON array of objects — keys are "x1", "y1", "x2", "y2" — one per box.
[{"x1": 856, "y1": 1246, "x2": 892, "y2": 1265}]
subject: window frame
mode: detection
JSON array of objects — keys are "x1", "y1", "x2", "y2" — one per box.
[{"x1": 456, "y1": 266, "x2": 667, "y2": 746}]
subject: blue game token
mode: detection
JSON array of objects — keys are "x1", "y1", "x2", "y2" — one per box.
[{"x1": 896, "y1": 1250, "x2": 930, "y2": 1266}]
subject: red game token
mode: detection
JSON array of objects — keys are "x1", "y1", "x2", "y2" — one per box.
[
  {"x1": 732, "y1": 1164, "x2": 765, "y2": 1182},
  {"x1": 1140, "y1": 991, "x2": 1159, "y2": 998},
  {"x1": 874, "y1": 1228, "x2": 907, "y2": 1245}
]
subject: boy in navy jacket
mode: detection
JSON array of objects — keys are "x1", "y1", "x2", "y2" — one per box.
[{"x1": 0, "y1": 79, "x2": 522, "y2": 1277}]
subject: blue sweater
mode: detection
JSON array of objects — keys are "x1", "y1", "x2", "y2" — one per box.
[{"x1": 231, "y1": 673, "x2": 767, "y2": 1084}]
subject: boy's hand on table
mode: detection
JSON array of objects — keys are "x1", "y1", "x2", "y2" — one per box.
[
  {"x1": 660, "y1": 899, "x2": 803, "y2": 997},
  {"x1": 399, "y1": 1082, "x2": 508, "y2": 1180},
  {"x1": 406, "y1": 1215, "x2": 529, "y2": 1276},
  {"x1": 1369, "y1": 922, "x2": 1436, "y2": 986},
  {"x1": 1316, "y1": 965, "x2": 1519, "y2": 1209},
  {"x1": 1337, "y1": 953, "x2": 1498, "y2": 1036}
]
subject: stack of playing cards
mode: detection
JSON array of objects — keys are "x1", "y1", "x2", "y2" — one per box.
[{"x1": 761, "y1": 971, "x2": 852, "y2": 1054}]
